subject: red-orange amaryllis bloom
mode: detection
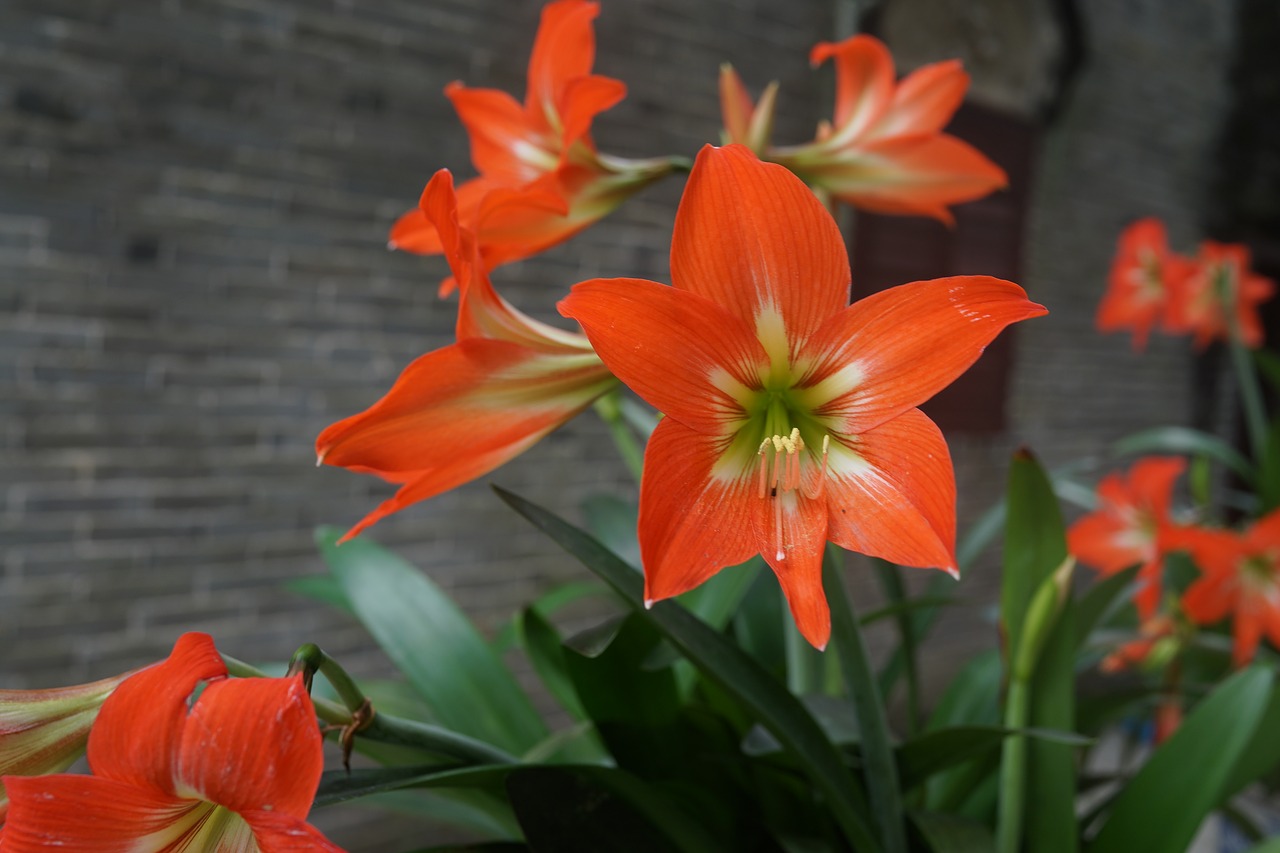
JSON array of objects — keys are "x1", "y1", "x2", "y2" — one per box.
[
  {"x1": 1096, "y1": 218, "x2": 1187, "y2": 351},
  {"x1": 1173, "y1": 510, "x2": 1280, "y2": 667},
  {"x1": 768, "y1": 35, "x2": 1006, "y2": 224},
  {"x1": 1165, "y1": 241, "x2": 1275, "y2": 350},
  {"x1": 1067, "y1": 456, "x2": 1186, "y2": 619},
  {"x1": 0, "y1": 672, "x2": 132, "y2": 824},
  {"x1": 0, "y1": 633, "x2": 343, "y2": 851},
  {"x1": 319, "y1": 170, "x2": 617, "y2": 541},
  {"x1": 559, "y1": 144, "x2": 1046, "y2": 648},
  {"x1": 390, "y1": 0, "x2": 674, "y2": 295}
]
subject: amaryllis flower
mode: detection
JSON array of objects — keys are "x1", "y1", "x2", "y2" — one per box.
[
  {"x1": 1067, "y1": 456, "x2": 1186, "y2": 619},
  {"x1": 0, "y1": 633, "x2": 343, "y2": 851},
  {"x1": 1096, "y1": 218, "x2": 1187, "y2": 351},
  {"x1": 390, "y1": 0, "x2": 674, "y2": 295},
  {"x1": 1100, "y1": 614, "x2": 1177, "y2": 674},
  {"x1": 1165, "y1": 241, "x2": 1275, "y2": 350},
  {"x1": 559, "y1": 144, "x2": 1045, "y2": 648},
  {"x1": 768, "y1": 35, "x2": 1006, "y2": 223},
  {"x1": 0, "y1": 672, "x2": 131, "y2": 824},
  {"x1": 1173, "y1": 510, "x2": 1280, "y2": 667},
  {"x1": 319, "y1": 170, "x2": 617, "y2": 541}
]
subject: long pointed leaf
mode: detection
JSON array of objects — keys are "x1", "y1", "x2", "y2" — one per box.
[
  {"x1": 316, "y1": 527, "x2": 546, "y2": 754},
  {"x1": 495, "y1": 487, "x2": 881, "y2": 852},
  {"x1": 1088, "y1": 666, "x2": 1274, "y2": 853}
]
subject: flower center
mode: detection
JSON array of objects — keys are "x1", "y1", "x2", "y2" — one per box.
[{"x1": 756, "y1": 428, "x2": 830, "y2": 561}]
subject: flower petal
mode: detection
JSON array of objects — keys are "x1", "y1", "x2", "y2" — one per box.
[
  {"x1": 638, "y1": 419, "x2": 760, "y2": 604},
  {"x1": 865, "y1": 59, "x2": 968, "y2": 141},
  {"x1": 525, "y1": 0, "x2": 600, "y2": 131},
  {"x1": 670, "y1": 144, "x2": 849, "y2": 349},
  {"x1": 318, "y1": 340, "x2": 614, "y2": 539},
  {"x1": 242, "y1": 809, "x2": 348, "y2": 852},
  {"x1": 559, "y1": 276, "x2": 768, "y2": 434},
  {"x1": 1, "y1": 773, "x2": 201, "y2": 852},
  {"x1": 824, "y1": 408, "x2": 957, "y2": 574},
  {"x1": 175, "y1": 676, "x2": 321, "y2": 819},
  {"x1": 811, "y1": 35, "x2": 894, "y2": 144},
  {"x1": 818, "y1": 133, "x2": 1007, "y2": 223},
  {"x1": 86, "y1": 633, "x2": 227, "y2": 795},
  {"x1": 753, "y1": 488, "x2": 831, "y2": 650},
  {"x1": 556, "y1": 74, "x2": 626, "y2": 155},
  {"x1": 797, "y1": 276, "x2": 1046, "y2": 434},
  {"x1": 446, "y1": 83, "x2": 551, "y2": 185}
]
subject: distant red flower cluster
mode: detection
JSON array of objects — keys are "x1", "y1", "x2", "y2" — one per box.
[
  {"x1": 1097, "y1": 218, "x2": 1274, "y2": 351},
  {"x1": 1070, "y1": 457, "x2": 1280, "y2": 669}
]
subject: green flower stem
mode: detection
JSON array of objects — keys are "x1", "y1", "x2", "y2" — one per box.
[
  {"x1": 996, "y1": 679, "x2": 1032, "y2": 853},
  {"x1": 995, "y1": 558, "x2": 1074, "y2": 853},
  {"x1": 1219, "y1": 265, "x2": 1269, "y2": 462},
  {"x1": 825, "y1": 548, "x2": 908, "y2": 853},
  {"x1": 593, "y1": 391, "x2": 645, "y2": 483},
  {"x1": 223, "y1": 653, "x2": 518, "y2": 766},
  {"x1": 872, "y1": 559, "x2": 920, "y2": 735},
  {"x1": 1229, "y1": 335, "x2": 1268, "y2": 462},
  {"x1": 289, "y1": 643, "x2": 367, "y2": 714},
  {"x1": 359, "y1": 714, "x2": 519, "y2": 766}
]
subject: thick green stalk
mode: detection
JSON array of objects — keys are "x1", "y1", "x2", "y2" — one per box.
[
  {"x1": 825, "y1": 549, "x2": 908, "y2": 853},
  {"x1": 1219, "y1": 265, "x2": 1269, "y2": 461},
  {"x1": 996, "y1": 679, "x2": 1032, "y2": 853},
  {"x1": 593, "y1": 391, "x2": 645, "y2": 483}
]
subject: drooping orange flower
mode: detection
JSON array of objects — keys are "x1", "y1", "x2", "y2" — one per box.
[
  {"x1": 1067, "y1": 456, "x2": 1186, "y2": 619},
  {"x1": 767, "y1": 35, "x2": 1006, "y2": 224},
  {"x1": 559, "y1": 144, "x2": 1045, "y2": 648},
  {"x1": 390, "y1": 0, "x2": 674, "y2": 295},
  {"x1": 0, "y1": 633, "x2": 343, "y2": 851},
  {"x1": 1096, "y1": 218, "x2": 1188, "y2": 351},
  {"x1": 319, "y1": 170, "x2": 617, "y2": 540},
  {"x1": 0, "y1": 672, "x2": 132, "y2": 824},
  {"x1": 1165, "y1": 241, "x2": 1275, "y2": 350},
  {"x1": 1173, "y1": 510, "x2": 1280, "y2": 667}
]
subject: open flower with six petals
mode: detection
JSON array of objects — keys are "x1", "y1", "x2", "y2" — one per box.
[
  {"x1": 560, "y1": 144, "x2": 1045, "y2": 648},
  {"x1": 1165, "y1": 241, "x2": 1275, "y2": 350},
  {"x1": 768, "y1": 35, "x2": 1006, "y2": 223},
  {"x1": 390, "y1": 0, "x2": 674, "y2": 295},
  {"x1": 1172, "y1": 510, "x2": 1280, "y2": 667},
  {"x1": 1067, "y1": 456, "x2": 1186, "y2": 619},
  {"x1": 1096, "y1": 218, "x2": 1187, "y2": 351},
  {"x1": 0, "y1": 633, "x2": 343, "y2": 851},
  {"x1": 319, "y1": 169, "x2": 617, "y2": 541}
]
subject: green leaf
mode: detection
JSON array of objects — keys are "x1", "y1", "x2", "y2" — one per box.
[
  {"x1": 495, "y1": 487, "x2": 881, "y2": 852},
  {"x1": 900, "y1": 726, "x2": 1090, "y2": 791},
  {"x1": 352, "y1": 789, "x2": 522, "y2": 842},
  {"x1": 314, "y1": 764, "x2": 512, "y2": 808},
  {"x1": 315, "y1": 527, "x2": 547, "y2": 754},
  {"x1": 679, "y1": 556, "x2": 762, "y2": 630},
  {"x1": 1088, "y1": 666, "x2": 1274, "y2": 853},
  {"x1": 827, "y1": 550, "x2": 907, "y2": 853},
  {"x1": 491, "y1": 581, "x2": 603, "y2": 655},
  {"x1": 999, "y1": 451, "x2": 1077, "y2": 853},
  {"x1": 1220, "y1": 682, "x2": 1280, "y2": 799},
  {"x1": 909, "y1": 811, "x2": 997, "y2": 853},
  {"x1": 506, "y1": 765, "x2": 720, "y2": 853},
  {"x1": 580, "y1": 494, "x2": 641, "y2": 569},
  {"x1": 1075, "y1": 565, "x2": 1140, "y2": 646},
  {"x1": 1112, "y1": 426, "x2": 1255, "y2": 484},
  {"x1": 515, "y1": 606, "x2": 586, "y2": 720},
  {"x1": 283, "y1": 575, "x2": 352, "y2": 613},
  {"x1": 1257, "y1": 419, "x2": 1280, "y2": 513}
]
